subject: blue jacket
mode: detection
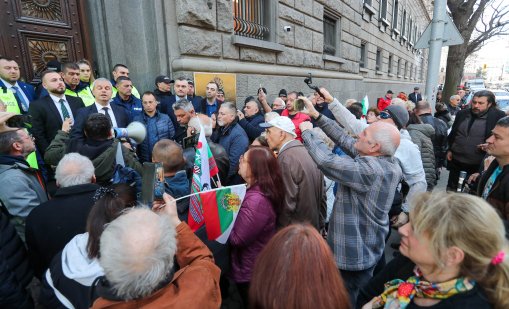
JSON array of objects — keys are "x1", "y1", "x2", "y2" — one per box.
[
  {"x1": 111, "y1": 93, "x2": 143, "y2": 122},
  {"x1": 0, "y1": 79, "x2": 36, "y2": 101},
  {"x1": 134, "y1": 111, "x2": 175, "y2": 162},
  {"x1": 238, "y1": 113, "x2": 264, "y2": 142},
  {"x1": 164, "y1": 170, "x2": 190, "y2": 221},
  {"x1": 211, "y1": 122, "x2": 249, "y2": 179}
]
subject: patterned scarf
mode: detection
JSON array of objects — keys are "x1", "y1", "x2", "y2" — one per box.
[{"x1": 372, "y1": 268, "x2": 476, "y2": 309}]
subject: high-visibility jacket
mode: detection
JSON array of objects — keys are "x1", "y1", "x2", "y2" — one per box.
[
  {"x1": 0, "y1": 87, "x2": 38, "y2": 169},
  {"x1": 64, "y1": 87, "x2": 95, "y2": 106}
]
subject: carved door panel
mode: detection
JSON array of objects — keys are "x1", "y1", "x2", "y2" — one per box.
[{"x1": 0, "y1": 0, "x2": 87, "y2": 83}]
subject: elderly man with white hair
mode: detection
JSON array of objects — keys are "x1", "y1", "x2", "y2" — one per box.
[
  {"x1": 298, "y1": 96, "x2": 402, "y2": 307},
  {"x1": 91, "y1": 194, "x2": 221, "y2": 308},
  {"x1": 25, "y1": 152, "x2": 98, "y2": 278}
]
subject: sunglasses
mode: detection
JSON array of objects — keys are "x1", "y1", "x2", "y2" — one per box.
[{"x1": 380, "y1": 111, "x2": 392, "y2": 119}]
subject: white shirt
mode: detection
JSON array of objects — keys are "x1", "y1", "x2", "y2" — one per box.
[
  {"x1": 0, "y1": 77, "x2": 31, "y2": 108},
  {"x1": 49, "y1": 94, "x2": 75, "y2": 123},
  {"x1": 94, "y1": 102, "x2": 118, "y2": 128}
]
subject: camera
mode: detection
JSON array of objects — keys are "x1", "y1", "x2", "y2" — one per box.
[
  {"x1": 303, "y1": 73, "x2": 325, "y2": 99},
  {"x1": 6, "y1": 114, "x2": 32, "y2": 129},
  {"x1": 284, "y1": 26, "x2": 292, "y2": 32}
]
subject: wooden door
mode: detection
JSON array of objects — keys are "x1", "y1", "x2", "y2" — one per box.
[{"x1": 0, "y1": 0, "x2": 88, "y2": 83}]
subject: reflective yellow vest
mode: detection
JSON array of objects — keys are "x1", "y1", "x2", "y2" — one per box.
[
  {"x1": 0, "y1": 87, "x2": 38, "y2": 169},
  {"x1": 64, "y1": 87, "x2": 95, "y2": 106}
]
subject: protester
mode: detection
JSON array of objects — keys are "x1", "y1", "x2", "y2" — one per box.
[
  {"x1": 77, "y1": 59, "x2": 95, "y2": 86},
  {"x1": 408, "y1": 87, "x2": 422, "y2": 104},
  {"x1": 407, "y1": 112, "x2": 436, "y2": 190},
  {"x1": 361, "y1": 192, "x2": 509, "y2": 309},
  {"x1": 250, "y1": 224, "x2": 351, "y2": 309},
  {"x1": 280, "y1": 91, "x2": 311, "y2": 142},
  {"x1": 40, "y1": 184, "x2": 137, "y2": 309},
  {"x1": 111, "y1": 76, "x2": 143, "y2": 121},
  {"x1": 238, "y1": 99, "x2": 265, "y2": 142},
  {"x1": 229, "y1": 146, "x2": 283, "y2": 306},
  {"x1": 366, "y1": 107, "x2": 380, "y2": 124},
  {"x1": 434, "y1": 102, "x2": 453, "y2": 128},
  {"x1": 91, "y1": 197, "x2": 221, "y2": 308},
  {"x1": 377, "y1": 90, "x2": 393, "y2": 111}
]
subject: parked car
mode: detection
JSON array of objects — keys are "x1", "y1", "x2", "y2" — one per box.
[{"x1": 492, "y1": 89, "x2": 509, "y2": 112}]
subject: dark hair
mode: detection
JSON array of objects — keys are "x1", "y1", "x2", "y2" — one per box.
[
  {"x1": 152, "y1": 139, "x2": 185, "y2": 174},
  {"x1": 496, "y1": 116, "x2": 509, "y2": 128},
  {"x1": 245, "y1": 146, "x2": 284, "y2": 212},
  {"x1": 367, "y1": 107, "x2": 380, "y2": 116},
  {"x1": 244, "y1": 96, "x2": 256, "y2": 104},
  {"x1": 253, "y1": 135, "x2": 269, "y2": 147},
  {"x1": 250, "y1": 224, "x2": 351, "y2": 309},
  {"x1": 0, "y1": 57, "x2": 16, "y2": 62},
  {"x1": 176, "y1": 76, "x2": 187, "y2": 82},
  {"x1": 61, "y1": 62, "x2": 80, "y2": 72},
  {"x1": 347, "y1": 104, "x2": 363, "y2": 119},
  {"x1": 86, "y1": 184, "x2": 137, "y2": 258},
  {"x1": 84, "y1": 113, "x2": 112, "y2": 140},
  {"x1": 116, "y1": 76, "x2": 131, "y2": 85},
  {"x1": 435, "y1": 102, "x2": 447, "y2": 113},
  {"x1": 113, "y1": 64, "x2": 128, "y2": 71},
  {"x1": 207, "y1": 81, "x2": 219, "y2": 90},
  {"x1": 141, "y1": 91, "x2": 157, "y2": 100},
  {"x1": 408, "y1": 111, "x2": 422, "y2": 125},
  {"x1": 41, "y1": 70, "x2": 60, "y2": 81},
  {"x1": 474, "y1": 90, "x2": 496, "y2": 106}
]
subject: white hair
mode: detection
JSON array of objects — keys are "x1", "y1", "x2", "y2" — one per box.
[
  {"x1": 264, "y1": 112, "x2": 279, "y2": 122},
  {"x1": 450, "y1": 94, "x2": 460, "y2": 101},
  {"x1": 172, "y1": 99, "x2": 194, "y2": 112},
  {"x1": 390, "y1": 97, "x2": 405, "y2": 107},
  {"x1": 371, "y1": 123, "x2": 399, "y2": 156},
  {"x1": 55, "y1": 153, "x2": 95, "y2": 187},
  {"x1": 91, "y1": 77, "x2": 112, "y2": 91},
  {"x1": 99, "y1": 208, "x2": 177, "y2": 300},
  {"x1": 189, "y1": 116, "x2": 213, "y2": 137}
]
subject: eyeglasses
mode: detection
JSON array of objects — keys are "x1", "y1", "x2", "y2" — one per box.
[{"x1": 380, "y1": 111, "x2": 392, "y2": 119}]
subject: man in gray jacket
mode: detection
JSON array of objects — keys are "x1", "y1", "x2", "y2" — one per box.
[
  {"x1": 0, "y1": 112, "x2": 48, "y2": 241},
  {"x1": 260, "y1": 116, "x2": 326, "y2": 230},
  {"x1": 298, "y1": 99, "x2": 402, "y2": 307}
]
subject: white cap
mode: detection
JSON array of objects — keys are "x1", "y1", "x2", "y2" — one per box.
[{"x1": 259, "y1": 116, "x2": 297, "y2": 137}]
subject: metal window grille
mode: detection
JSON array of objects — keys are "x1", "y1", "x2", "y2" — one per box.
[
  {"x1": 323, "y1": 16, "x2": 336, "y2": 56},
  {"x1": 233, "y1": 0, "x2": 269, "y2": 40}
]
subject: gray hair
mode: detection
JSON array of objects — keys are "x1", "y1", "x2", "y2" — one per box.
[
  {"x1": 450, "y1": 94, "x2": 460, "y2": 101},
  {"x1": 91, "y1": 77, "x2": 112, "y2": 90},
  {"x1": 54, "y1": 153, "x2": 95, "y2": 187},
  {"x1": 172, "y1": 99, "x2": 194, "y2": 112},
  {"x1": 264, "y1": 111, "x2": 280, "y2": 122},
  {"x1": 390, "y1": 97, "x2": 405, "y2": 107},
  {"x1": 220, "y1": 102, "x2": 237, "y2": 115},
  {"x1": 189, "y1": 116, "x2": 213, "y2": 137},
  {"x1": 99, "y1": 208, "x2": 177, "y2": 300},
  {"x1": 372, "y1": 123, "x2": 399, "y2": 156}
]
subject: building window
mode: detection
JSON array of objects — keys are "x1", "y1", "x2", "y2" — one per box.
[
  {"x1": 392, "y1": 0, "x2": 399, "y2": 29},
  {"x1": 397, "y1": 58, "x2": 401, "y2": 76},
  {"x1": 413, "y1": 26, "x2": 418, "y2": 44},
  {"x1": 402, "y1": 10, "x2": 407, "y2": 38},
  {"x1": 379, "y1": 0, "x2": 388, "y2": 20},
  {"x1": 323, "y1": 12, "x2": 341, "y2": 57},
  {"x1": 233, "y1": 0, "x2": 269, "y2": 40},
  {"x1": 360, "y1": 43, "x2": 367, "y2": 68},
  {"x1": 404, "y1": 61, "x2": 408, "y2": 77},
  {"x1": 364, "y1": 0, "x2": 372, "y2": 6},
  {"x1": 408, "y1": 18, "x2": 413, "y2": 42},
  {"x1": 388, "y1": 54, "x2": 393, "y2": 74},
  {"x1": 376, "y1": 49, "x2": 382, "y2": 71}
]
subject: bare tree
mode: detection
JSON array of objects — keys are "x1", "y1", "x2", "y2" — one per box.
[{"x1": 442, "y1": 0, "x2": 509, "y2": 103}]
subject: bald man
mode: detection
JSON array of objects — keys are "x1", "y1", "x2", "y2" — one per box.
[{"x1": 299, "y1": 97, "x2": 402, "y2": 306}]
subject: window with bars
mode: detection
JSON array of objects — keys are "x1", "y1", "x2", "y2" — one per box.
[
  {"x1": 323, "y1": 15, "x2": 338, "y2": 56},
  {"x1": 360, "y1": 43, "x2": 367, "y2": 68},
  {"x1": 233, "y1": 0, "x2": 269, "y2": 40},
  {"x1": 376, "y1": 49, "x2": 382, "y2": 71}
]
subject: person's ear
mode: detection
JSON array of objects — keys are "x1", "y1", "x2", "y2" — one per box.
[
  {"x1": 444, "y1": 246, "x2": 465, "y2": 267},
  {"x1": 371, "y1": 142, "x2": 382, "y2": 154},
  {"x1": 11, "y1": 141, "x2": 22, "y2": 152},
  {"x1": 91, "y1": 175, "x2": 97, "y2": 184}
]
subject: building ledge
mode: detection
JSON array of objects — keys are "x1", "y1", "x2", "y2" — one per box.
[
  {"x1": 323, "y1": 54, "x2": 346, "y2": 64},
  {"x1": 232, "y1": 35, "x2": 285, "y2": 53},
  {"x1": 393, "y1": 28, "x2": 400, "y2": 35},
  {"x1": 388, "y1": 73, "x2": 395, "y2": 77},
  {"x1": 359, "y1": 68, "x2": 369, "y2": 73},
  {"x1": 363, "y1": 3, "x2": 376, "y2": 16},
  {"x1": 397, "y1": 74, "x2": 403, "y2": 78},
  {"x1": 375, "y1": 70, "x2": 384, "y2": 75},
  {"x1": 380, "y1": 18, "x2": 390, "y2": 27}
]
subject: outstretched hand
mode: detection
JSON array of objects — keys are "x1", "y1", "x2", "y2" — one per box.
[
  {"x1": 152, "y1": 193, "x2": 181, "y2": 227},
  {"x1": 297, "y1": 96, "x2": 319, "y2": 119}
]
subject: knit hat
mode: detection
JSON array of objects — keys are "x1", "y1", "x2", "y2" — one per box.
[
  {"x1": 278, "y1": 89, "x2": 287, "y2": 97},
  {"x1": 384, "y1": 105, "x2": 409, "y2": 130}
]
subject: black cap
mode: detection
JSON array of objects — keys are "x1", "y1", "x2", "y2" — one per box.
[
  {"x1": 187, "y1": 79, "x2": 194, "y2": 86},
  {"x1": 414, "y1": 86, "x2": 420, "y2": 90},
  {"x1": 387, "y1": 90, "x2": 394, "y2": 94},
  {"x1": 155, "y1": 75, "x2": 172, "y2": 85},
  {"x1": 279, "y1": 89, "x2": 287, "y2": 97},
  {"x1": 46, "y1": 60, "x2": 61, "y2": 72}
]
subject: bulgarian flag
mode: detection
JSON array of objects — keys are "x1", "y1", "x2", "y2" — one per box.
[
  {"x1": 188, "y1": 126, "x2": 220, "y2": 231},
  {"x1": 361, "y1": 94, "x2": 369, "y2": 115},
  {"x1": 201, "y1": 184, "x2": 247, "y2": 243}
]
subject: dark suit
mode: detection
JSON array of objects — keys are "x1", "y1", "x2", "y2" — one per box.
[
  {"x1": 29, "y1": 95, "x2": 84, "y2": 154},
  {"x1": 70, "y1": 103, "x2": 130, "y2": 140},
  {"x1": 159, "y1": 95, "x2": 188, "y2": 130},
  {"x1": 25, "y1": 183, "x2": 99, "y2": 278},
  {"x1": 408, "y1": 92, "x2": 422, "y2": 104}
]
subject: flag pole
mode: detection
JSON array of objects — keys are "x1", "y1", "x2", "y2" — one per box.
[{"x1": 166, "y1": 184, "x2": 247, "y2": 203}]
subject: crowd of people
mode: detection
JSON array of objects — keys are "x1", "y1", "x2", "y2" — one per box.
[{"x1": 0, "y1": 56, "x2": 509, "y2": 308}]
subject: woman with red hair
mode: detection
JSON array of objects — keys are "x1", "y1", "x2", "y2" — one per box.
[
  {"x1": 229, "y1": 146, "x2": 284, "y2": 307},
  {"x1": 250, "y1": 224, "x2": 351, "y2": 309}
]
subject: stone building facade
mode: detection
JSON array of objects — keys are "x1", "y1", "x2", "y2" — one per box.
[{"x1": 84, "y1": 0, "x2": 431, "y2": 105}]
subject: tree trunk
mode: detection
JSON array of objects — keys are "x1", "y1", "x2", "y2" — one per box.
[{"x1": 442, "y1": 44, "x2": 468, "y2": 104}]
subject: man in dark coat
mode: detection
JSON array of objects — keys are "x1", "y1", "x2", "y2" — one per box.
[
  {"x1": 25, "y1": 153, "x2": 99, "y2": 278},
  {"x1": 408, "y1": 86, "x2": 422, "y2": 104},
  {"x1": 447, "y1": 90, "x2": 506, "y2": 191},
  {"x1": 29, "y1": 70, "x2": 84, "y2": 154},
  {"x1": 238, "y1": 99, "x2": 264, "y2": 142}
]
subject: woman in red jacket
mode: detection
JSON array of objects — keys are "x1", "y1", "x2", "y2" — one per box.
[{"x1": 229, "y1": 146, "x2": 284, "y2": 307}]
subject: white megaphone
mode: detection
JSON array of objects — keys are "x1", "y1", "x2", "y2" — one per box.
[{"x1": 113, "y1": 121, "x2": 147, "y2": 143}]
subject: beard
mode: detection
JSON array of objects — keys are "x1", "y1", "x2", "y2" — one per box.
[
  {"x1": 217, "y1": 120, "x2": 225, "y2": 127},
  {"x1": 52, "y1": 87, "x2": 65, "y2": 95}
]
